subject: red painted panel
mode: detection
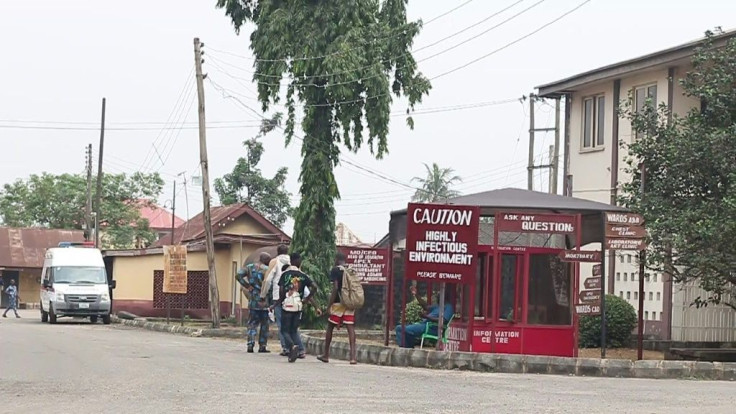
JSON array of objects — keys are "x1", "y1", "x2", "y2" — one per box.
[{"x1": 522, "y1": 326, "x2": 576, "y2": 357}]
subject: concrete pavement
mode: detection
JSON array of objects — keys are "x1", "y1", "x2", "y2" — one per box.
[{"x1": 1, "y1": 309, "x2": 734, "y2": 413}]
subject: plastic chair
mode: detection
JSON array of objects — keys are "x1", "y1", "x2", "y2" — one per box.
[{"x1": 419, "y1": 313, "x2": 455, "y2": 349}]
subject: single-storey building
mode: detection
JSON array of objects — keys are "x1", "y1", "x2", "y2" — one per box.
[
  {"x1": 0, "y1": 227, "x2": 85, "y2": 308},
  {"x1": 103, "y1": 203, "x2": 290, "y2": 318}
]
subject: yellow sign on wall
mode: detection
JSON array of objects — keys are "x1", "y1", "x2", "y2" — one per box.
[{"x1": 163, "y1": 245, "x2": 187, "y2": 294}]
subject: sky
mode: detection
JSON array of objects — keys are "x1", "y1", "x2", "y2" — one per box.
[{"x1": 1, "y1": 0, "x2": 734, "y2": 243}]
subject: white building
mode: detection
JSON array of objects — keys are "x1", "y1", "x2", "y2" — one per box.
[{"x1": 536, "y1": 30, "x2": 736, "y2": 341}]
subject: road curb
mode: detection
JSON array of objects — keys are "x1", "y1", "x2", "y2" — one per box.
[
  {"x1": 112, "y1": 317, "x2": 735, "y2": 380},
  {"x1": 300, "y1": 334, "x2": 736, "y2": 381}
]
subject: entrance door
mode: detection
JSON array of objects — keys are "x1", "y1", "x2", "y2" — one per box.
[
  {"x1": 493, "y1": 253, "x2": 524, "y2": 354},
  {"x1": 497, "y1": 254, "x2": 523, "y2": 323},
  {"x1": 1, "y1": 270, "x2": 20, "y2": 308}
]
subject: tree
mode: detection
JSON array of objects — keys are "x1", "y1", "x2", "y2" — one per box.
[
  {"x1": 620, "y1": 29, "x2": 736, "y2": 310},
  {"x1": 216, "y1": 1, "x2": 431, "y2": 301},
  {"x1": 214, "y1": 113, "x2": 292, "y2": 228},
  {"x1": 0, "y1": 172, "x2": 164, "y2": 249},
  {"x1": 411, "y1": 163, "x2": 462, "y2": 203}
]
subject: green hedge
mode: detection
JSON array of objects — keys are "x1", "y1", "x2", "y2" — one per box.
[
  {"x1": 404, "y1": 298, "x2": 425, "y2": 325},
  {"x1": 579, "y1": 294, "x2": 637, "y2": 348}
]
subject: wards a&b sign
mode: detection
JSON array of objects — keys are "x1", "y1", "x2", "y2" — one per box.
[{"x1": 405, "y1": 203, "x2": 480, "y2": 284}]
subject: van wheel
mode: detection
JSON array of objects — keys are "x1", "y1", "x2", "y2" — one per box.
[
  {"x1": 90, "y1": 316, "x2": 98, "y2": 324},
  {"x1": 49, "y1": 305, "x2": 58, "y2": 324},
  {"x1": 102, "y1": 314, "x2": 111, "y2": 325},
  {"x1": 41, "y1": 305, "x2": 48, "y2": 323}
]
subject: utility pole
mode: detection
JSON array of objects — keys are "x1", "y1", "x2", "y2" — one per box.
[
  {"x1": 547, "y1": 145, "x2": 554, "y2": 193},
  {"x1": 194, "y1": 37, "x2": 221, "y2": 328},
  {"x1": 94, "y1": 98, "x2": 106, "y2": 249},
  {"x1": 527, "y1": 95, "x2": 535, "y2": 190},
  {"x1": 527, "y1": 94, "x2": 558, "y2": 192},
  {"x1": 170, "y1": 181, "x2": 177, "y2": 245},
  {"x1": 85, "y1": 144, "x2": 93, "y2": 241},
  {"x1": 552, "y1": 97, "x2": 561, "y2": 194}
]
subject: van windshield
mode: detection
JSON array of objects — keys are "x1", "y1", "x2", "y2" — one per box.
[{"x1": 53, "y1": 267, "x2": 107, "y2": 284}]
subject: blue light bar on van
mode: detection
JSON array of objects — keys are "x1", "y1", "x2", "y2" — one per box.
[{"x1": 58, "y1": 242, "x2": 95, "y2": 248}]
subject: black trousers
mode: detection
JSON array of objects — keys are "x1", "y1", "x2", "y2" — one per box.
[{"x1": 280, "y1": 310, "x2": 302, "y2": 349}]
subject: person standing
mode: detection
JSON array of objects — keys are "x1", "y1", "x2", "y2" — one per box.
[
  {"x1": 318, "y1": 252, "x2": 357, "y2": 364},
  {"x1": 236, "y1": 252, "x2": 271, "y2": 353},
  {"x1": 270, "y1": 252, "x2": 320, "y2": 362},
  {"x1": 2, "y1": 279, "x2": 20, "y2": 318},
  {"x1": 261, "y1": 244, "x2": 292, "y2": 356}
]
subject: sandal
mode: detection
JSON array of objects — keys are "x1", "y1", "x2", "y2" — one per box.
[
  {"x1": 350, "y1": 360, "x2": 358, "y2": 365},
  {"x1": 317, "y1": 355, "x2": 329, "y2": 363}
]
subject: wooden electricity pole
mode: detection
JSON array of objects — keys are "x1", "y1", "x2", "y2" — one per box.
[
  {"x1": 527, "y1": 95, "x2": 535, "y2": 190},
  {"x1": 194, "y1": 37, "x2": 221, "y2": 328},
  {"x1": 551, "y1": 97, "x2": 561, "y2": 194},
  {"x1": 94, "y1": 98, "x2": 106, "y2": 249}
]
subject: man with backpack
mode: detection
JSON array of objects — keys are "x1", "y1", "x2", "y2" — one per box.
[
  {"x1": 317, "y1": 252, "x2": 363, "y2": 365},
  {"x1": 270, "y1": 252, "x2": 321, "y2": 363}
]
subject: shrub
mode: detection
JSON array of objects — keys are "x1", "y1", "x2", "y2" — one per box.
[
  {"x1": 579, "y1": 294, "x2": 637, "y2": 348},
  {"x1": 404, "y1": 298, "x2": 425, "y2": 325}
]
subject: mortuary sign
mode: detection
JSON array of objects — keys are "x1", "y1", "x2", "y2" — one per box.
[
  {"x1": 405, "y1": 203, "x2": 480, "y2": 284},
  {"x1": 337, "y1": 246, "x2": 389, "y2": 285}
]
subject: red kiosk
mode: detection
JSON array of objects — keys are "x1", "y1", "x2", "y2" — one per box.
[{"x1": 388, "y1": 188, "x2": 626, "y2": 357}]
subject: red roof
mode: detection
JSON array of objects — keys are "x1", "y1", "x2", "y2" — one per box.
[
  {"x1": 138, "y1": 203, "x2": 185, "y2": 230},
  {"x1": 154, "y1": 203, "x2": 289, "y2": 247}
]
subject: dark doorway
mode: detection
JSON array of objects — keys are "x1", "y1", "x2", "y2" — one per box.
[{"x1": 1, "y1": 270, "x2": 20, "y2": 308}]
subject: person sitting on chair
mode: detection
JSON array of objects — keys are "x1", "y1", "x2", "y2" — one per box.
[{"x1": 395, "y1": 285, "x2": 454, "y2": 348}]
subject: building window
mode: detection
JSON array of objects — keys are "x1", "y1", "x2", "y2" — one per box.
[
  {"x1": 624, "y1": 273, "x2": 628, "y2": 282},
  {"x1": 657, "y1": 292, "x2": 661, "y2": 301},
  {"x1": 634, "y1": 84, "x2": 658, "y2": 138},
  {"x1": 645, "y1": 311, "x2": 649, "y2": 320},
  {"x1": 616, "y1": 272, "x2": 621, "y2": 281},
  {"x1": 620, "y1": 291, "x2": 624, "y2": 297},
  {"x1": 649, "y1": 292, "x2": 653, "y2": 301},
  {"x1": 627, "y1": 292, "x2": 631, "y2": 300},
  {"x1": 634, "y1": 292, "x2": 638, "y2": 300},
  {"x1": 627, "y1": 254, "x2": 632, "y2": 263},
  {"x1": 582, "y1": 95, "x2": 605, "y2": 149},
  {"x1": 653, "y1": 274, "x2": 658, "y2": 282},
  {"x1": 619, "y1": 255, "x2": 624, "y2": 264}
]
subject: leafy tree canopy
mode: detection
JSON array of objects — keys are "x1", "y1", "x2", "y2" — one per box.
[
  {"x1": 216, "y1": 0, "x2": 431, "y2": 312},
  {"x1": 214, "y1": 113, "x2": 292, "y2": 228},
  {"x1": 0, "y1": 172, "x2": 164, "y2": 249},
  {"x1": 411, "y1": 162, "x2": 462, "y2": 203},
  {"x1": 620, "y1": 29, "x2": 736, "y2": 310}
]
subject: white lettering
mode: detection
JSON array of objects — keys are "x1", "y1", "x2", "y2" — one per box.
[{"x1": 413, "y1": 208, "x2": 473, "y2": 226}]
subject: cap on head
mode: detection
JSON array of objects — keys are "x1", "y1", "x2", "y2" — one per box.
[{"x1": 277, "y1": 244, "x2": 289, "y2": 255}]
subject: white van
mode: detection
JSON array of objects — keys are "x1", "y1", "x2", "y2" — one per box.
[{"x1": 40, "y1": 242, "x2": 116, "y2": 324}]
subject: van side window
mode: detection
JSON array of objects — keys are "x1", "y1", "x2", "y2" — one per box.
[{"x1": 44, "y1": 267, "x2": 53, "y2": 283}]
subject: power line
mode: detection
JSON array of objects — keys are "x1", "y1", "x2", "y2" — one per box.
[
  {"x1": 206, "y1": 0, "x2": 540, "y2": 88},
  {"x1": 0, "y1": 124, "x2": 261, "y2": 131},
  {"x1": 207, "y1": 0, "x2": 477, "y2": 64},
  {"x1": 430, "y1": 0, "x2": 592, "y2": 80},
  {"x1": 207, "y1": 77, "x2": 429, "y2": 194}
]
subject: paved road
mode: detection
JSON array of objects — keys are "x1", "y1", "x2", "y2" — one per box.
[{"x1": 1, "y1": 309, "x2": 734, "y2": 414}]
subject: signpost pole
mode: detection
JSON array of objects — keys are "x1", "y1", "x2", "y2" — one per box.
[
  {"x1": 600, "y1": 212, "x2": 607, "y2": 359},
  {"x1": 400, "y1": 278, "x2": 407, "y2": 348},
  {"x1": 384, "y1": 243, "x2": 393, "y2": 347},
  {"x1": 637, "y1": 164, "x2": 647, "y2": 360},
  {"x1": 436, "y1": 283, "x2": 446, "y2": 351}
]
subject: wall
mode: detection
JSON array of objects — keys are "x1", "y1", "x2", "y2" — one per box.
[
  {"x1": 17, "y1": 269, "x2": 41, "y2": 306},
  {"x1": 671, "y1": 282, "x2": 736, "y2": 342}
]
